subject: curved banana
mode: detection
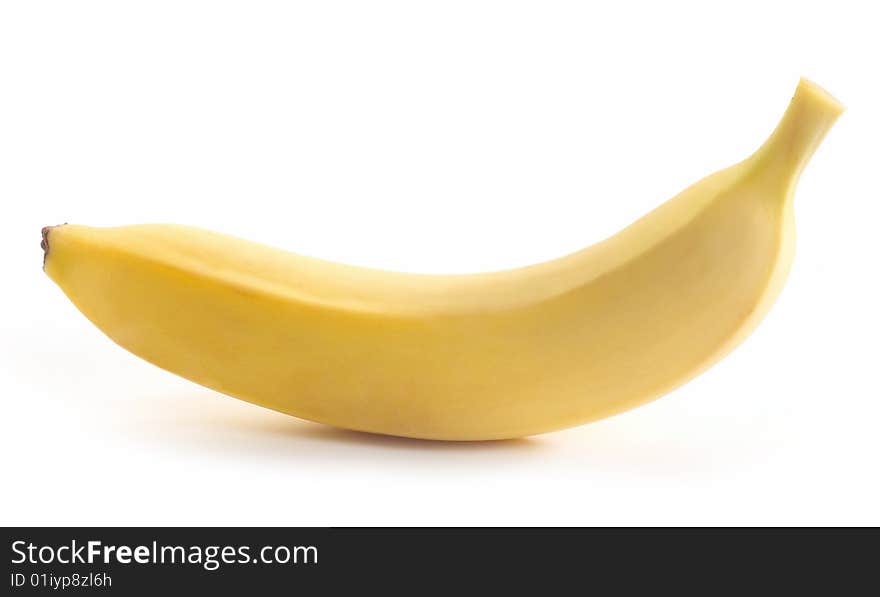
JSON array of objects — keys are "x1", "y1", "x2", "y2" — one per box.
[{"x1": 43, "y1": 79, "x2": 843, "y2": 440}]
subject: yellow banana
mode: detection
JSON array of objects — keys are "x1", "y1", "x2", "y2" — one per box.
[{"x1": 43, "y1": 78, "x2": 843, "y2": 440}]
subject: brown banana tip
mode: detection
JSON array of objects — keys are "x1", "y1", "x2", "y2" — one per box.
[{"x1": 41, "y1": 224, "x2": 66, "y2": 268}]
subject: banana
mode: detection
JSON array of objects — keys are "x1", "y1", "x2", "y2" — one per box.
[{"x1": 43, "y1": 78, "x2": 843, "y2": 440}]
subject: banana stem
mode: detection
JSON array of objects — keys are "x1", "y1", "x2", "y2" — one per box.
[{"x1": 752, "y1": 78, "x2": 845, "y2": 191}]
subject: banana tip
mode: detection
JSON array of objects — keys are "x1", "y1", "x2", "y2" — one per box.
[{"x1": 41, "y1": 224, "x2": 64, "y2": 268}]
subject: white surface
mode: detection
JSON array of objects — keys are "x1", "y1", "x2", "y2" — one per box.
[{"x1": 1, "y1": 1, "x2": 878, "y2": 526}]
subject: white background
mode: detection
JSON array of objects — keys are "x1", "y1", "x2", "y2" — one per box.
[{"x1": 1, "y1": 1, "x2": 877, "y2": 525}]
